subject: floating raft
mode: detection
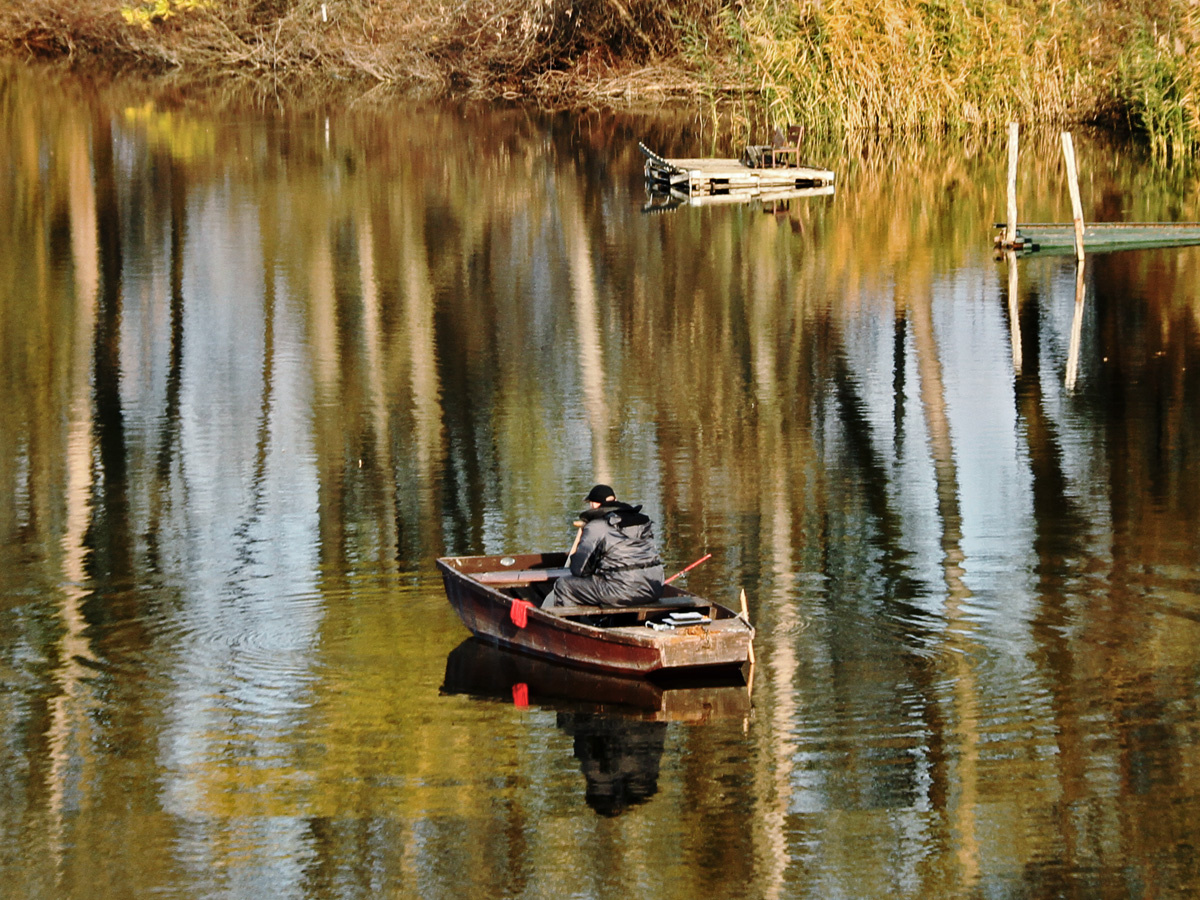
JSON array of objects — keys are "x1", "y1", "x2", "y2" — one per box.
[
  {"x1": 641, "y1": 142, "x2": 835, "y2": 199},
  {"x1": 997, "y1": 222, "x2": 1200, "y2": 255}
]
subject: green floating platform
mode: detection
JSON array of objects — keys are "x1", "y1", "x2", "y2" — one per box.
[{"x1": 996, "y1": 222, "x2": 1200, "y2": 256}]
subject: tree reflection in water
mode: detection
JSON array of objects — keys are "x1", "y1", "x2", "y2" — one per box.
[{"x1": 6, "y1": 61, "x2": 1200, "y2": 898}]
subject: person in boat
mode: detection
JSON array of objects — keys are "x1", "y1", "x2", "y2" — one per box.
[{"x1": 541, "y1": 484, "x2": 665, "y2": 608}]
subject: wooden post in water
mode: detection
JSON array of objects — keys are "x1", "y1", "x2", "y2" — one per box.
[
  {"x1": 1005, "y1": 122, "x2": 1019, "y2": 248},
  {"x1": 1061, "y1": 132, "x2": 1086, "y2": 261}
]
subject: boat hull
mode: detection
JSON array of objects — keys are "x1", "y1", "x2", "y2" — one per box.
[{"x1": 436, "y1": 553, "x2": 753, "y2": 676}]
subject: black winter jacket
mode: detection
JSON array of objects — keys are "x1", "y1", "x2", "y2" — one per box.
[{"x1": 569, "y1": 502, "x2": 661, "y2": 577}]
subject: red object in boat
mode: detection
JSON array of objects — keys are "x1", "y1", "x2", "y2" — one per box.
[{"x1": 510, "y1": 599, "x2": 534, "y2": 628}]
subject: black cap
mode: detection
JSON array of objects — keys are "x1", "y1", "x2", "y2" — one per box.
[{"x1": 585, "y1": 484, "x2": 615, "y2": 504}]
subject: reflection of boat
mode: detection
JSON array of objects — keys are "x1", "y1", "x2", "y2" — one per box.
[
  {"x1": 435, "y1": 553, "x2": 754, "y2": 676},
  {"x1": 444, "y1": 640, "x2": 719, "y2": 816},
  {"x1": 440, "y1": 637, "x2": 752, "y2": 722}
]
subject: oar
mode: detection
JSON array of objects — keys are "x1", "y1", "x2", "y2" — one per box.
[
  {"x1": 664, "y1": 553, "x2": 712, "y2": 585},
  {"x1": 739, "y1": 587, "x2": 756, "y2": 666}
]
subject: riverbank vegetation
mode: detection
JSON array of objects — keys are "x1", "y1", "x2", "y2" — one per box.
[{"x1": 2, "y1": 0, "x2": 1199, "y2": 155}]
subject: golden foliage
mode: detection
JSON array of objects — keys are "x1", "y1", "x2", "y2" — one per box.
[{"x1": 121, "y1": 0, "x2": 210, "y2": 30}]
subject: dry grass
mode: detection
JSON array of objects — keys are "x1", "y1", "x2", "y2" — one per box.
[
  {"x1": 738, "y1": 0, "x2": 1084, "y2": 132},
  {"x1": 730, "y1": 0, "x2": 1200, "y2": 154},
  {"x1": 1, "y1": 0, "x2": 1198, "y2": 152}
]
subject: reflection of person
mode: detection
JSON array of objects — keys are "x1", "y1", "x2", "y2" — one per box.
[
  {"x1": 557, "y1": 712, "x2": 667, "y2": 817},
  {"x1": 542, "y1": 484, "x2": 664, "y2": 608}
]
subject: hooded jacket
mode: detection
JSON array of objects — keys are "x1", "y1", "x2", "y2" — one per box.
[
  {"x1": 569, "y1": 501, "x2": 661, "y2": 577},
  {"x1": 551, "y1": 501, "x2": 664, "y2": 607}
]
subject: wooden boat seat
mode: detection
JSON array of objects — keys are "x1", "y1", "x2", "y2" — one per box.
[
  {"x1": 476, "y1": 567, "x2": 570, "y2": 585},
  {"x1": 552, "y1": 597, "x2": 717, "y2": 622},
  {"x1": 475, "y1": 566, "x2": 719, "y2": 622}
]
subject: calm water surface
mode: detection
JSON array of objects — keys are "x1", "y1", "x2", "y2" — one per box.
[{"x1": 3, "y1": 64, "x2": 1200, "y2": 899}]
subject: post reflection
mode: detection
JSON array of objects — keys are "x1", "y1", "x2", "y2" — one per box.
[{"x1": 1066, "y1": 259, "x2": 1087, "y2": 391}]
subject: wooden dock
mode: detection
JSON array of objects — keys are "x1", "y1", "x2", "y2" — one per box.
[
  {"x1": 996, "y1": 222, "x2": 1200, "y2": 256},
  {"x1": 996, "y1": 124, "x2": 1200, "y2": 257},
  {"x1": 641, "y1": 142, "x2": 835, "y2": 199}
]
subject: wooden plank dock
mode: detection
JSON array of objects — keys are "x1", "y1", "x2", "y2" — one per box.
[
  {"x1": 641, "y1": 142, "x2": 835, "y2": 199},
  {"x1": 996, "y1": 125, "x2": 1200, "y2": 257},
  {"x1": 996, "y1": 222, "x2": 1200, "y2": 256}
]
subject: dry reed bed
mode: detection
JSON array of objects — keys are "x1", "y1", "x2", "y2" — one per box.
[
  {"x1": 736, "y1": 0, "x2": 1200, "y2": 156},
  {"x1": 1, "y1": 0, "x2": 1199, "y2": 154}
]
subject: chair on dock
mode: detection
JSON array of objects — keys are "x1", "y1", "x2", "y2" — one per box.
[
  {"x1": 769, "y1": 125, "x2": 804, "y2": 168},
  {"x1": 740, "y1": 125, "x2": 804, "y2": 169}
]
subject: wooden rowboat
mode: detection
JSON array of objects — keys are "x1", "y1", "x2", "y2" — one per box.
[
  {"x1": 440, "y1": 638, "x2": 752, "y2": 722},
  {"x1": 435, "y1": 552, "x2": 754, "y2": 677}
]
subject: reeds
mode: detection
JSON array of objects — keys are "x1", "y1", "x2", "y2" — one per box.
[
  {"x1": 1114, "y1": 5, "x2": 1200, "y2": 160},
  {"x1": 732, "y1": 0, "x2": 1200, "y2": 155},
  {"x1": 734, "y1": 0, "x2": 1083, "y2": 133},
  {"x1": 0, "y1": 0, "x2": 1198, "y2": 154}
]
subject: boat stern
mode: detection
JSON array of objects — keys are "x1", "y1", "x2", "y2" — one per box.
[{"x1": 652, "y1": 620, "x2": 754, "y2": 670}]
